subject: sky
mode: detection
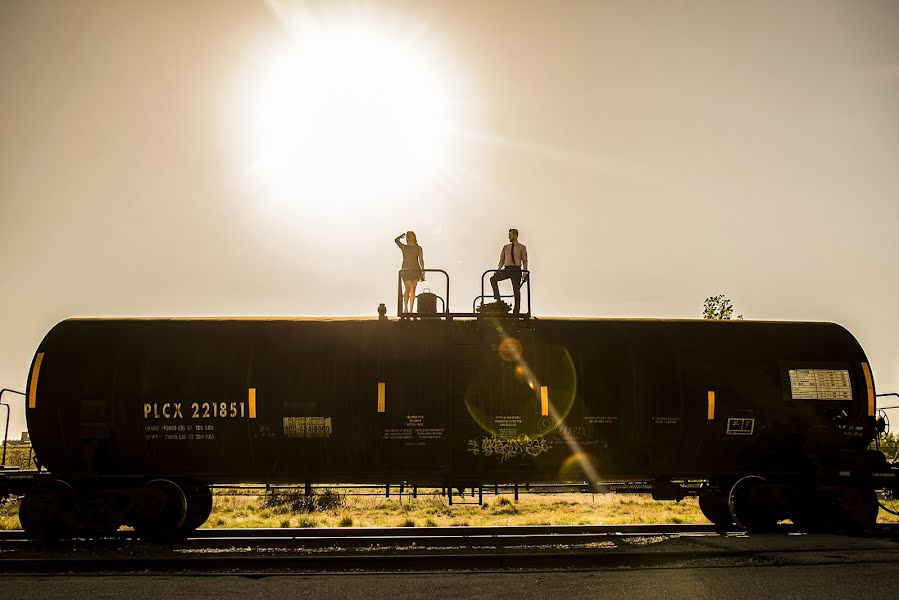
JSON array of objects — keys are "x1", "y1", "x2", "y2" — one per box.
[{"x1": 1, "y1": 0, "x2": 897, "y2": 439}]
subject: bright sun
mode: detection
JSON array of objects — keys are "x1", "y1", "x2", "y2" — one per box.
[{"x1": 236, "y1": 5, "x2": 464, "y2": 212}]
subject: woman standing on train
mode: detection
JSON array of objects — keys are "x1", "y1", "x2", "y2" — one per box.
[{"x1": 395, "y1": 231, "x2": 425, "y2": 313}]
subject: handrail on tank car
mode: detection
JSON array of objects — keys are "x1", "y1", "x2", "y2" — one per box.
[
  {"x1": 397, "y1": 269, "x2": 450, "y2": 319},
  {"x1": 878, "y1": 393, "x2": 899, "y2": 410},
  {"x1": 479, "y1": 269, "x2": 531, "y2": 317},
  {"x1": 0, "y1": 389, "x2": 26, "y2": 466}
]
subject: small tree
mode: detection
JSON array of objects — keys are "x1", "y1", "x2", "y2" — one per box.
[
  {"x1": 703, "y1": 295, "x2": 743, "y2": 320},
  {"x1": 873, "y1": 432, "x2": 898, "y2": 461}
]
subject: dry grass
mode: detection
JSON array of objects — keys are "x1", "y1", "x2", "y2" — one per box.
[
  {"x1": 0, "y1": 499, "x2": 20, "y2": 530},
  {"x1": 204, "y1": 489, "x2": 710, "y2": 529},
  {"x1": 200, "y1": 488, "x2": 899, "y2": 529},
  {"x1": 1, "y1": 446, "x2": 35, "y2": 470}
]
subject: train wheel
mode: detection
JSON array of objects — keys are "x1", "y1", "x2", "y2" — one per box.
[
  {"x1": 698, "y1": 483, "x2": 733, "y2": 528},
  {"x1": 179, "y1": 484, "x2": 213, "y2": 533},
  {"x1": 728, "y1": 475, "x2": 779, "y2": 532},
  {"x1": 131, "y1": 479, "x2": 188, "y2": 541},
  {"x1": 19, "y1": 480, "x2": 76, "y2": 542}
]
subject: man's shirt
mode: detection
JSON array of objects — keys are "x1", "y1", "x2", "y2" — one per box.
[{"x1": 498, "y1": 242, "x2": 528, "y2": 270}]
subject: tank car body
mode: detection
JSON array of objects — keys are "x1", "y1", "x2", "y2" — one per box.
[{"x1": 14, "y1": 316, "x2": 895, "y2": 537}]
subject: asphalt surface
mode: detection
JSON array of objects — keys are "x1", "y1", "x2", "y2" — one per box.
[
  {"x1": 1, "y1": 562, "x2": 898, "y2": 600},
  {"x1": 2, "y1": 529, "x2": 898, "y2": 572},
  {"x1": 1, "y1": 532, "x2": 898, "y2": 599}
]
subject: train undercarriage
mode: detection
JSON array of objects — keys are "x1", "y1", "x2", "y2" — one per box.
[{"x1": 3, "y1": 462, "x2": 897, "y2": 541}]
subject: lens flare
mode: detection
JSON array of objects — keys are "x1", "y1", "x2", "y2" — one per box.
[
  {"x1": 464, "y1": 322, "x2": 576, "y2": 438},
  {"x1": 498, "y1": 337, "x2": 523, "y2": 362},
  {"x1": 559, "y1": 451, "x2": 600, "y2": 481}
]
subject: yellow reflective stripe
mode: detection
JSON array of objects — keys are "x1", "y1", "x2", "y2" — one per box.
[
  {"x1": 28, "y1": 353, "x2": 44, "y2": 409},
  {"x1": 861, "y1": 362, "x2": 875, "y2": 417},
  {"x1": 707, "y1": 390, "x2": 715, "y2": 420},
  {"x1": 248, "y1": 388, "x2": 257, "y2": 418},
  {"x1": 540, "y1": 386, "x2": 549, "y2": 417},
  {"x1": 377, "y1": 382, "x2": 386, "y2": 413}
]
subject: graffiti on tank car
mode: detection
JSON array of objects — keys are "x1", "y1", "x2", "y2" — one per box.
[{"x1": 467, "y1": 435, "x2": 548, "y2": 462}]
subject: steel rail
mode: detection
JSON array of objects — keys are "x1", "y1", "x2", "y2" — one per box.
[
  {"x1": 0, "y1": 523, "x2": 733, "y2": 542},
  {"x1": 0, "y1": 549, "x2": 817, "y2": 574},
  {"x1": 0, "y1": 525, "x2": 896, "y2": 574}
]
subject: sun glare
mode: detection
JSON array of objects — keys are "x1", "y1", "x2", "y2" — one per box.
[{"x1": 235, "y1": 5, "x2": 464, "y2": 214}]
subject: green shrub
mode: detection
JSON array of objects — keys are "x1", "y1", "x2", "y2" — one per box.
[
  {"x1": 492, "y1": 497, "x2": 518, "y2": 515},
  {"x1": 338, "y1": 515, "x2": 353, "y2": 527},
  {"x1": 425, "y1": 495, "x2": 452, "y2": 516},
  {"x1": 263, "y1": 488, "x2": 345, "y2": 513}
]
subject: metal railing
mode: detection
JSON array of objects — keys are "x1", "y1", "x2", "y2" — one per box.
[
  {"x1": 478, "y1": 269, "x2": 531, "y2": 317},
  {"x1": 395, "y1": 268, "x2": 533, "y2": 319},
  {"x1": 397, "y1": 269, "x2": 450, "y2": 318},
  {"x1": 1, "y1": 389, "x2": 25, "y2": 466}
]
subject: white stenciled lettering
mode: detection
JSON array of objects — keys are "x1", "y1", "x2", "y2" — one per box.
[{"x1": 143, "y1": 400, "x2": 249, "y2": 420}]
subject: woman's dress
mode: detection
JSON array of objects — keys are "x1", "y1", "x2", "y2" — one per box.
[{"x1": 400, "y1": 244, "x2": 423, "y2": 281}]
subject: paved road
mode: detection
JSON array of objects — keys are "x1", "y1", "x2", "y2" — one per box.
[
  {"x1": 2, "y1": 531, "x2": 897, "y2": 598},
  {"x1": 2, "y1": 561, "x2": 899, "y2": 600}
]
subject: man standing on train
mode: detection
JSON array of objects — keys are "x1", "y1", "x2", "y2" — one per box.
[{"x1": 490, "y1": 228, "x2": 528, "y2": 314}]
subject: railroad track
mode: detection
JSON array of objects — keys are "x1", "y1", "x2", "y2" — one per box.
[
  {"x1": 0, "y1": 523, "x2": 734, "y2": 545},
  {"x1": 0, "y1": 524, "x2": 896, "y2": 574}
]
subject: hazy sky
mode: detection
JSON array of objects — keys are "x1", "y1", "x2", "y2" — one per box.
[{"x1": 1, "y1": 0, "x2": 897, "y2": 438}]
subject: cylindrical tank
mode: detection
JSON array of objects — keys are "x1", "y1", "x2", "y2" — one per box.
[
  {"x1": 25, "y1": 317, "x2": 876, "y2": 486},
  {"x1": 416, "y1": 292, "x2": 438, "y2": 314}
]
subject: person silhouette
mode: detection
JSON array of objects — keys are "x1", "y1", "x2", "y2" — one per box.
[
  {"x1": 395, "y1": 231, "x2": 425, "y2": 313},
  {"x1": 489, "y1": 228, "x2": 528, "y2": 314}
]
